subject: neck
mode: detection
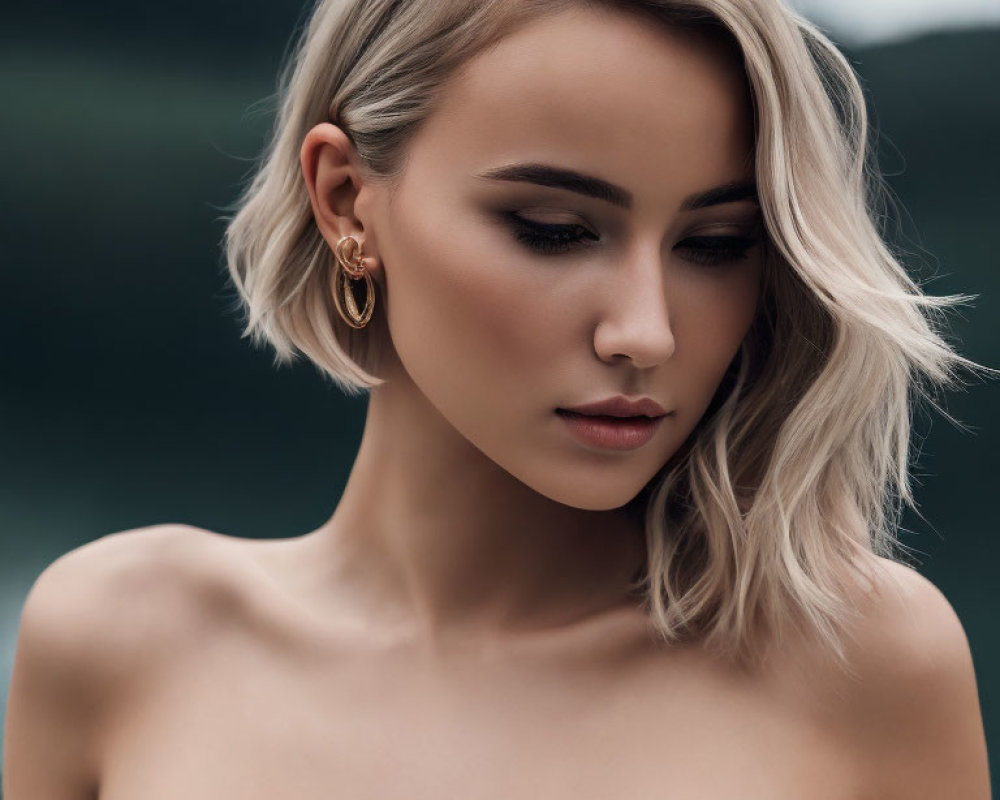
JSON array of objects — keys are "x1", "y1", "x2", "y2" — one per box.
[{"x1": 309, "y1": 364, "x2": 649, "y2": 646}]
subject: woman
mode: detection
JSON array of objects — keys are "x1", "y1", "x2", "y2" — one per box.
[{"x1": 4, "y1": 0, "x2": 991, "y2": 797}]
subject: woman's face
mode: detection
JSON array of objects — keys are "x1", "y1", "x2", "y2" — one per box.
[{"x1": 353, "y1": 7, "x2": 762, "y2": 511}]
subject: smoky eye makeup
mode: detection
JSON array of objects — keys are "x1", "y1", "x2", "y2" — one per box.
[
  {"x1": 498, "y1": 210, "x2": 762, "y2": 266},
  {"x1": 674, "y1": 234, "x2": 760, "y2": 267},
  {"x1": 677, "y1": 216, "x2": 763, "y2": 265},
  {"x1": 501, "y1": 211, "x2": 601, "y2": 255}
]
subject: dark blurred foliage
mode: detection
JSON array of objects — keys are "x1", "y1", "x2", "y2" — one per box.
[{"x1": 1, "y1": 3, "x2": 997, "y2": 791}]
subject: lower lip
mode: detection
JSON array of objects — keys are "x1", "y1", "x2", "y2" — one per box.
[{"x1": 556, "y1": 410, "x2": 665, "y2": 451}]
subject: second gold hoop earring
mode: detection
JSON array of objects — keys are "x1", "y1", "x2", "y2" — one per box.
[{"x1": 332, "y1": 235, "x2": 376, "y2": 329}]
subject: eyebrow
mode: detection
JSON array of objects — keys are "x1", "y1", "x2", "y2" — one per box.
[{"x1": 475, "y1": 162, "x2": 758, "y2": 211}]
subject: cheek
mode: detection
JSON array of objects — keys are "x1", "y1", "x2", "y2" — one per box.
[
  {"x1": 672, "y1": 265, "x2": 760, "y2": 402},
  {"x1": 380, "y1": 195, "x2": 561, "y2": 423}
]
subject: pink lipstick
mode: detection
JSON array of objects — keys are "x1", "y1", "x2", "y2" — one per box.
[{"x1": 555, "y1": 396, "x2": 668, "y2": 451}]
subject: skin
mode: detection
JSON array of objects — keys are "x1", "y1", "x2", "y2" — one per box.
[
  {"x1": 295, "y1": 7, "x2": 762, "y2": 643},
  {"x1": 3, "y1": 6, "x2": 991, "y2": 799}
]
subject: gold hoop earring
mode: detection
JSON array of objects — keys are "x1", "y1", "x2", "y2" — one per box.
[{"x1": 332, "y1": 235, "x2": 375, "y2": 329}]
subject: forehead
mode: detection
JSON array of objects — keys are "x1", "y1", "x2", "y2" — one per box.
[{"x1": 407, "y1": 6, "x2": 755, "y2": 204}]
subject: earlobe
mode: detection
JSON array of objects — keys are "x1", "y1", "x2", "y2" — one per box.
[{"x1": 330, "y1": 235, "x2": 378, "y2": 329}]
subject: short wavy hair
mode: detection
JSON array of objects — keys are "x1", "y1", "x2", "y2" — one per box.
[{"x1": 224, "y1": 0, "x2": 974, "y2": 665}]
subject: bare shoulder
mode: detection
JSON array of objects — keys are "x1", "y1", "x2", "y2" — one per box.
[
  {"x1": 845, "y1": 556, "x2": 972, "y2": 670},
  {"x1": 4, "y1": 524, "x2": 251, "y2": 799},
  {"x1": 834, "y1": 556, "x2": 991, "y2": 799},
  {"x1": 14, "y1": 524, "x2": 251, "y2": 682}
]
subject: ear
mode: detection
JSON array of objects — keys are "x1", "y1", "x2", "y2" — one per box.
[{"x1": 300, "y1": 122, "x2": 382, "y2": 278}]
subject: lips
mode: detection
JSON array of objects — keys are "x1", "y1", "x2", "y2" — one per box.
[
  {"x1": 556, "y1": 409, "x2": 665, "y2": 450},
  {"x1": 558, "y1": 395, "x2": 668, "y2": 419},
  {"x1": 556, "y1": 409, "x2": 658, "y2": 421}
]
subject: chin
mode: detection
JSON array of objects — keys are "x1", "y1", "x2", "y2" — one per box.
[{"x1": 535, "y1": 480, "x2": 645, "y2": 512}]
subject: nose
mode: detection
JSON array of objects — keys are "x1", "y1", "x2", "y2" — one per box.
[{"x1": 592, "y1": 246, "x2": 675, "y2": 369}]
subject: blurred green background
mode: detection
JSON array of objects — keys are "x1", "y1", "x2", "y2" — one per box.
[{"x1": 1, "y1": 1, "x2": 997, "y2": 791}]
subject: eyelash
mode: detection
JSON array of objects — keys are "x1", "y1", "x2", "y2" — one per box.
[{"x1": 505, "y1": 214, "x2": 758, "y2": 266}]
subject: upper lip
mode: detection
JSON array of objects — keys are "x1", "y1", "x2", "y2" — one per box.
[{"x1": 559, "y1": 395, "x2": 668, "y2": 418}]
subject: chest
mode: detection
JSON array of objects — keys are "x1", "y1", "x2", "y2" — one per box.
[{"x1": 96, "y1": 638, "x2": 862, "y2": 800}]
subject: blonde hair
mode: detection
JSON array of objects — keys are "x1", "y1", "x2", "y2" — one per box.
[{"x1": 224, "y1": 0, "x2": 976, "y2": 665}]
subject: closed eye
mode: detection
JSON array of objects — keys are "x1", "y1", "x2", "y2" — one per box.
[
  {"x1": 503, "y1": 213, "x2": 759, "y2": 266},
  {"x1": 505, "y1": 214, "x2": 599, "y2": 255},
  {"x1": 675, "y1": 235, "x2": 759, "y2": 267}
]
